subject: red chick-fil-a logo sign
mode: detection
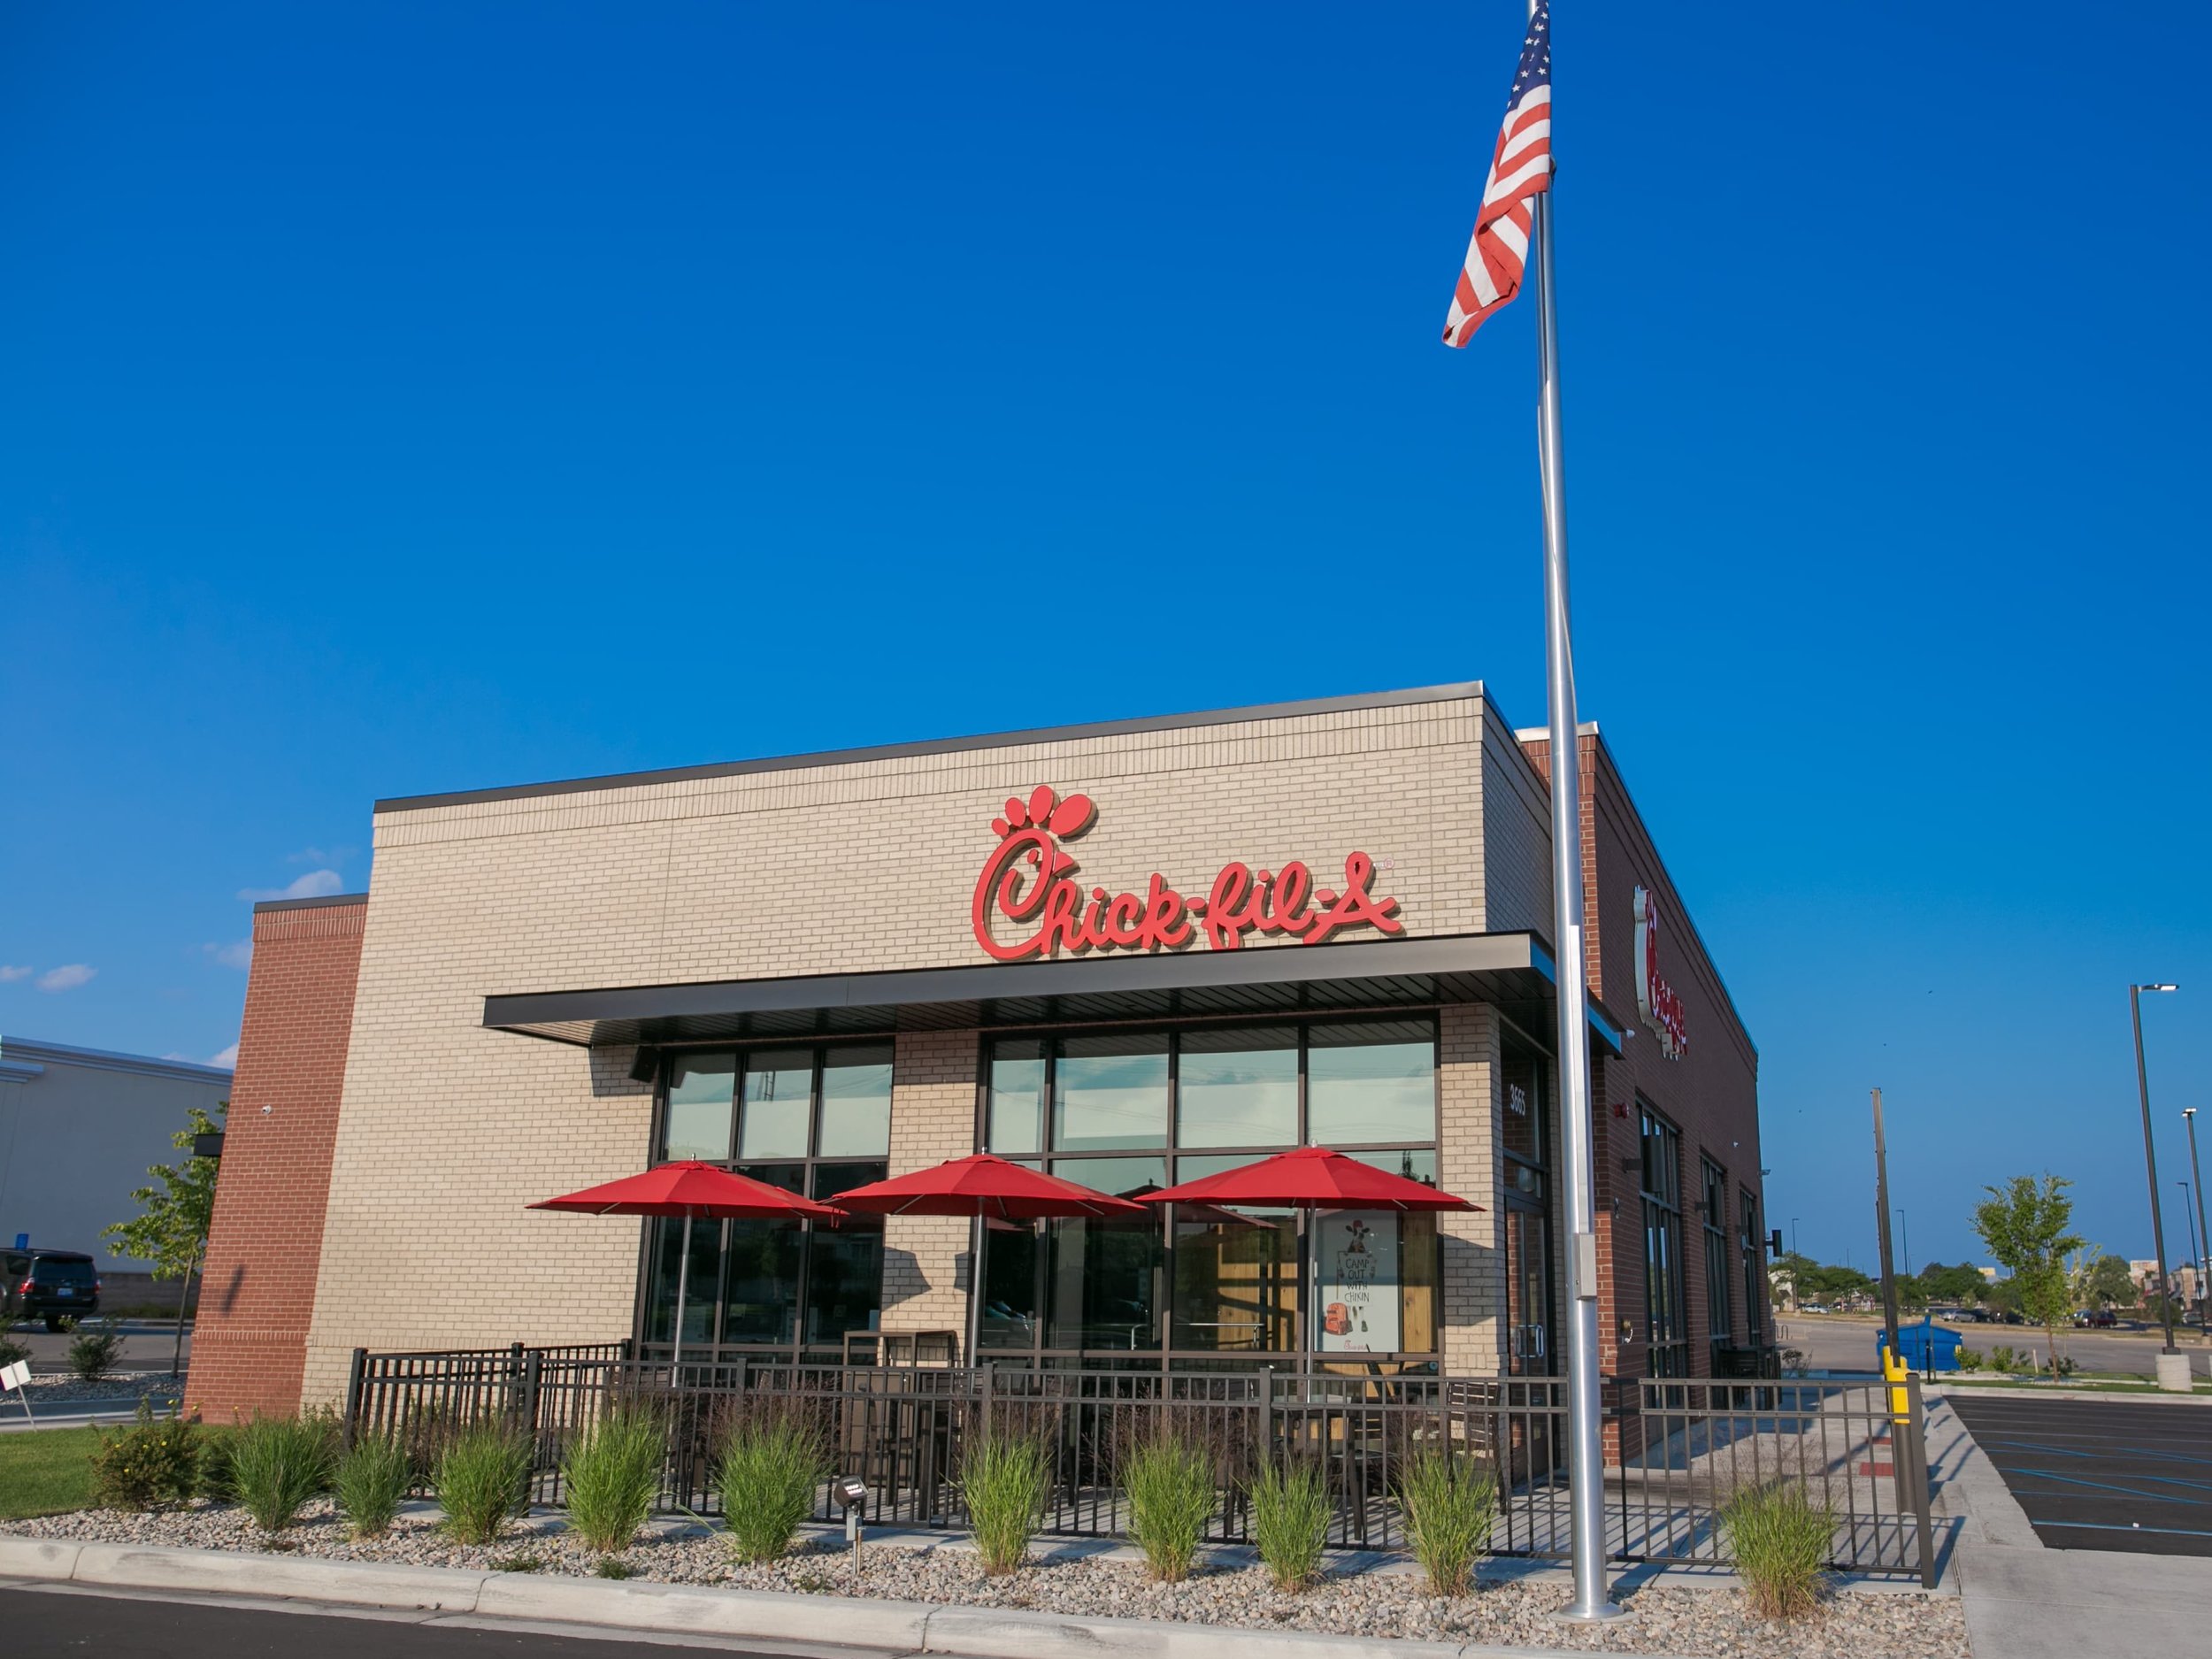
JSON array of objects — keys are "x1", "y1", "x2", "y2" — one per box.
[
  {"x1": 1632, "y1": 885, "x2": 1688, "y2": 1060},
  {"x1": 972, "y1": 785, "x2": 1405, "y2": 962}
]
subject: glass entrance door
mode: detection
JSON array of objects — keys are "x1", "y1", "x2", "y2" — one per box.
[{"x1": 1504, "y1": 1206, "x2": 1554, "y2": 1375}]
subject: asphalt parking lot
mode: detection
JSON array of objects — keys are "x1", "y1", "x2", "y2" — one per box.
[{"x1": 1949, "y1": 1392, "x2": 2212, "y2": 1555}]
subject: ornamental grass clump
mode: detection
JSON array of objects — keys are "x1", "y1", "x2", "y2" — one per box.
[
  {"x1": 1394, "y1": 1445, "x2": 1495, "y2": 1598},
  {"x1": 1248, "y1": 1457, "x2": 1330, "y2": 1592},
  {"x1": 229, "y1": 1413, "x2": 335, "y2": 1532},
  {"x1": 561, "y1": 1404, "x2": 666, "y2": 1555},
  {"x1": 961, "y1": 1429, "x2": 1050, "y2": 1575},
  {"x1": 1122, "y1": 1429, "x2": 1216, "y2": 1584},
  {"x1": 716, "y1": 1409, "x2": 827, "y2": 1564},
  {"x1": 334, "y1": 1433, "x2": 413, "y2": 1538},
  {"x1": 1720, "y1": 1479, "x2": 1832, "y2": 1621},
  {"x1": 435, "y1": 1425, "x2": 534, "y2": 1546}
]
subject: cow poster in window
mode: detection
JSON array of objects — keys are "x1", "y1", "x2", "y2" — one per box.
[{"x1": 1317, "y1": 1212, "x2": 1402, "y2": 1353}]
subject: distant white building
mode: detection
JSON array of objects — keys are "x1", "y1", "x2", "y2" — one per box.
[{"x1": 0, "y1": 1037, "x2": 232, "y2": 1271}]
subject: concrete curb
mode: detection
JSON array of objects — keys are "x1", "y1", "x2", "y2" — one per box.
[{"x1": 0, "y1": 1536, "x2": 1694, "y2": 1659}]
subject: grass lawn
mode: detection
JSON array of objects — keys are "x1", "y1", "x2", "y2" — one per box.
[{"x1": 0, "y1": 1426, "x2": 99, "y2": 1520}]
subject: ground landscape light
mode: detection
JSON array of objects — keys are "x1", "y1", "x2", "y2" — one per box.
[{"x1": 834, "y1": 1475, "x2": 867, "y2": 1509}]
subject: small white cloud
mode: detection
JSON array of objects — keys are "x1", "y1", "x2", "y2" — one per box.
[
  {"x1": 0, "y1": 964, "x2": 30, "y2": 982},
  {"x1": 208, "y1": 1041, "x2": 239, "y2": 1069},
  {"x1": 36, "y1": 964, "x2": 96, "y2": 993},
  {"x1": 286, "y1": 845, "x2": 356, "y2": 867},
  {"x1": 238, "y1": 869, "x2": 344, "y2": 902},
  {"x1": 204, "y1": 940, "x2": 254, "y2": 970}
]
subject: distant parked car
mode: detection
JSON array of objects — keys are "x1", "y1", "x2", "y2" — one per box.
[
  {"x1": 2084, "y1": 1309, "x2": 2117, "y2": 1328},
  {"x1": 1957, "y1": 1308, "x2": 1991, "y2": 1323},
  {"x1": 2, "y1": 1248, "x2": 102, "y2": 1331}
]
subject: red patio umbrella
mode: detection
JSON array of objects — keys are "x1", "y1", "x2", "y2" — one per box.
[
  {"x1": 1134, "y1": 1145, "x2": 1479, "y2": 1212},
  {"x1": 826, "y1": 1153, "x2": 1149, "y2": 1221},
  {"x1": 529, "y1": 1161, "x2": 843, "y2": 1368}
]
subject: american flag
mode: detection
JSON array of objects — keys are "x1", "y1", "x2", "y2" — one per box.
[{"x1": 1441, "y1": 3, "x2": 1553, "y2": 347}]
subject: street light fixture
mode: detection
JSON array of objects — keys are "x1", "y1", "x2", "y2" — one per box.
[
  {"x1": 2185, "y1": 1108, "x2": 2211, "y2": 1335},
  {"x1": 2130, "y1": 983, "x2": 2179, "y2": 1354}
]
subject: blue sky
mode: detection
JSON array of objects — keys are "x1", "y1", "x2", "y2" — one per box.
[{"x1": 4, "y1": 3, "x2": 2208, "y2": 1275}]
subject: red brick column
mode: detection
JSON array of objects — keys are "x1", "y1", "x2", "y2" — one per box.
[{"x1": 183, "y1": 895, "x2": 366, "y2": 1421}]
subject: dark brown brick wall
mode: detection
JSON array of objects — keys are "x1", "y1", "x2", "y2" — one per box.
[
  {"x1": 1521, "y1": 731, "x2": 1765, "y2": 1411},
  {"x1": 183, "y1": 896, "x2": 366, "y2": 1421}
]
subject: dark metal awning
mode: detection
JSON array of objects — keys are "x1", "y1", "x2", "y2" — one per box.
[{"x1": 481, "y1": 930, "x2": 1627, "y2": 1055}]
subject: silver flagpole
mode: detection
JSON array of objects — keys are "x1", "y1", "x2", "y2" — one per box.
[{"x1": 1529, "y1": 0, "x2": 1623, "y2": 1624}]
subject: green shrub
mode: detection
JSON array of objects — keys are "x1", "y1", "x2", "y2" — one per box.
[
  {"x1": 961, "y1": 1430, "x2": 1049, "y2": 1575},
  {"x1": 716, "y1": 1410, "x2": 827, "y2": 1564},
  {"x1": 334, "y1": 1434, "x2": 413, "y2": 1538},
  {"x1": 435, "y1": 1425, "x2": 534, "y2": 1546},
  {"x1": 1955, "y1": 1347, "x2": 1984, "y2": 1372},
  {"x1": 594, "y1": 1557, "x2": 634, "y2": 1579},
  {"x1": 65, "y1": 1317, "x2": 126, "y2": 1383},
  {"x1": 89, "y1": 1402, "x2": 201, "y2": 1512},
  {"x1": 1248, "y1": 1458, "x2": 1330, "y2": 1592},
  {"x1": 1395, "y1": 1446, "x2": 1495, "y2": 1597},
  {"x1": 1122, "y1": 1430, "x2": 1215, "y2": 1584},
  {"x1": 1721, "y1": 1480, "x2": 1831, "y2": 1620},
  {"x1": 1990, "y1": 1344, "x2": 2016, "y2": 1374},
  {"x1": 230, "y1": 1414, "x2": 335, "y2": 1532},
  {"x1": 561, "y1": 1405, "x2": 665, "y2": 1555},
  {"x1": 0, "y1": 1330, "x2": 31, "y2": 1370}
]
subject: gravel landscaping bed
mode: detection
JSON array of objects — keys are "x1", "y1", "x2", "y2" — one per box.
[{"x1": 8, "y1": 1502, "x2": 1967, "y2": 1658}]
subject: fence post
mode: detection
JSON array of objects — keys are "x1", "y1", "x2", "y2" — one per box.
[
  {"x1": 342, "y1": 1348, "x2": 369, "y2": 1451},
  {"x1": 979, "y1": 1360, "x2": 994, "y2": 1439},
  {"x1": 1256, "y1": 1365, "x2": 1273, "y2": 1470},
  {"x1": 1904, "y1": 1376, "x2": 1937, "y2": 1587}
]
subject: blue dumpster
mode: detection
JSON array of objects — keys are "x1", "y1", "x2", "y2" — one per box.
[{"x1": 1878, "y1": 1325, "x2": 1965, "y2": 1372}]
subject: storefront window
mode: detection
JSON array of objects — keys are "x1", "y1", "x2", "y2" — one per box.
[
  {"x1": 1307, "y1": 1021, "x2": 1436, "y2": 1145},
  {"x1": 663, "y1": 1054, "x2": 737, "y2": 1162},
  {"x1": 986, "y1": 1041, "x2": 1047, "y2": 1156},
  {"x1": 1053, "y1": 1034, "x2": 1169, "y2": 1150},
  {"x1": 1640, "y1": 1104, "x2": 1687, "y2": 1378},
  {"x1": 644, "y1": 1044, "x2": 893, "y2": 1359},
  {"x1": 1701, "y1": 1157, "x2": 1732, "y2": 1356},
  {"x1": 1177, "y1": 1027, "x2": 1297, "y2": 1148},
  {"x1": 1499, "y1": 1034, "x2": 1554, "y2": 1375},
  {"x1": 1046, "y1": 1156, "x2": 1166, "y2": 1350},
  {"x1": 979, "y1": 1020, "x2": 1440, "y2": 1363},
  {"x1": 1740, "y1": 1191, "x2": 1764, "y2": 1348},
  {"x1": 738, "y1": 1049, "x2": 814, "y2": 1159}
]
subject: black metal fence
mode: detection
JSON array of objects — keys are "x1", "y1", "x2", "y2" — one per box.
[{"x1": 342, "y1": 1346, "x2": 1933, "y2": 1581}]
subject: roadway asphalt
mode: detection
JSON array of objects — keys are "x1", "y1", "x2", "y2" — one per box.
[
  {"x1": 1776, "y1": 1313, "x2": 2211, "y2": 1379},
  {"x1": 4, "y1": 1319, "x2": 194, "y2": 1371},
  {"x1": 1948, "y1": 1392, "x2": 2212, "y2": 1556},
  {"x1": 0, "y1": 1585, "x2": 813, "y2": 1656}
]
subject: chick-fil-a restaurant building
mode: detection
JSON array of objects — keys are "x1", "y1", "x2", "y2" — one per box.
[{"x1": 186, "y1": 683, "x2": 1767, "y2": 1422}]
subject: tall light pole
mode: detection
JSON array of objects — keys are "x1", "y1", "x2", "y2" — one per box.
[
  {"x1": 2186, "y1": 1108, "x2": 2209, "y2": 1334},
  {"x1": 2181, "y1": 1181, "x2": 2203, "y2": 1333},
  {"x1": 2130, "y1": 982, "x2": 2179, "y2": 1353},
  {"x1": 1791, "y1": 1217, "x2": 1800, "y2": 1257}
]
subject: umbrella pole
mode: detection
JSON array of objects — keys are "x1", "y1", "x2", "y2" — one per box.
[{"x1": 672, "y1": 1210, "x2": 691, "y2": 1377}]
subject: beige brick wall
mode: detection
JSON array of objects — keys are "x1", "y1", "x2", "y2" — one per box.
[
  {"x1": 301, "y1": 690, "x2": 1548, "y2": 1402},
  {"x1": 1438, "y1": 1003, "x2": 1504, "y2": 1374},
  {"x1": 879, "y1": 1029, "x2": 976, "y2": 1337}
]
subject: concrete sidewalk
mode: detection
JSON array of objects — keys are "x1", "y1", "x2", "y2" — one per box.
[{"x1": 1925, "y1": 1396, "x2": 2212, "y2": 1656}]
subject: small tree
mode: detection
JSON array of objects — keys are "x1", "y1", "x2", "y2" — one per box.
[
  {"x1": 1971, "y1": 1175, "x2": 2083, "y2": 1378},
  {"x1": 103, "y1": 1102, "x2": 224, "y2": 1373},
  {"x1": 2077, "y1": 1251, "x2": 2139, "y2": 1310}
]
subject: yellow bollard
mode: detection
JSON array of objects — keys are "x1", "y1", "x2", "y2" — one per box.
[{"x1": 1883, "y1": 1345, "x2": 1910, "y2": 1422}]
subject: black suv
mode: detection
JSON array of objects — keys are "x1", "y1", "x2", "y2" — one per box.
[{"x1": 2, "y1": 1248, "x2": 102, "y2": 1331}]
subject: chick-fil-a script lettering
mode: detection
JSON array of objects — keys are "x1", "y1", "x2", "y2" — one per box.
[{"x1": 971, "y1": 786, "x2": 1404, "y2": 963}]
